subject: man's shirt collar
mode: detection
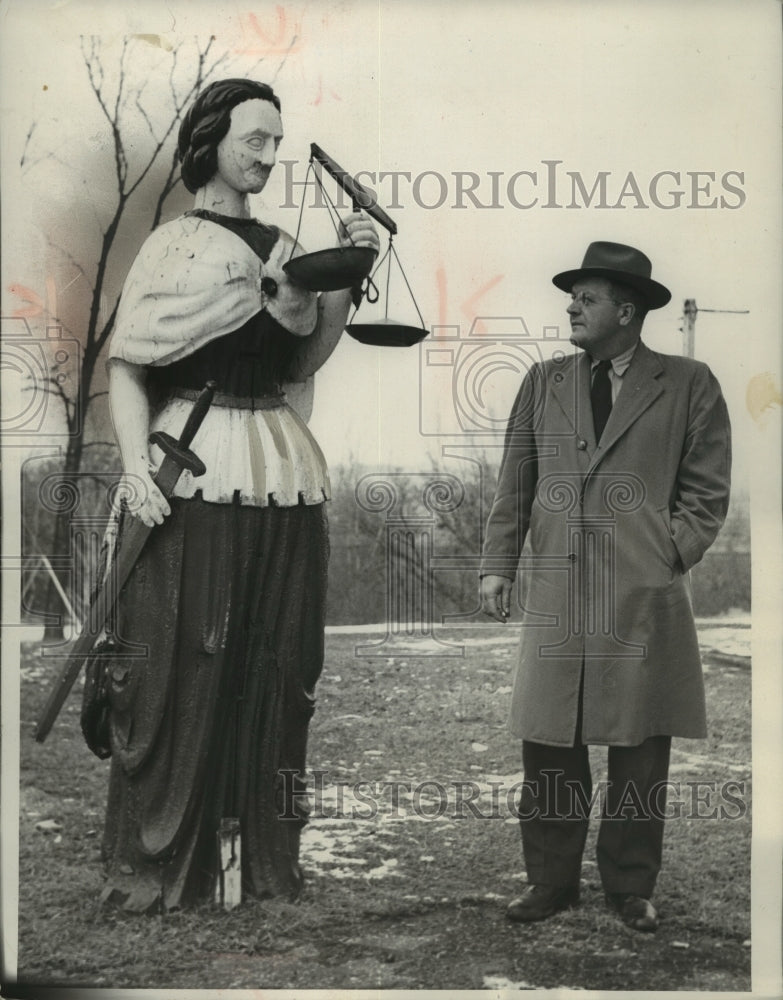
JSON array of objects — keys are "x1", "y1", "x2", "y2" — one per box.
[{"x1": 590, "y1": 341, "x2": 638, "y2": 378}]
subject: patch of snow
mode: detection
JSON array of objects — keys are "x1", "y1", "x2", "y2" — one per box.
[
  {"x1": 483, "y1": 975, "x2": 540, "y2": 989},
  {"x1": 366, "y1": 858, "x2": 400, "y2": 880},
  {"x1": 394, "y1": 814, "x2": 451, "y2": 824},
  {"x1": 695, "y1": 615, "x2": 751, "y2": 629},
  {"x1": 325, "y1": 623, "x2": 390, "y2": 635},
  {"x1": 301, "y1": 822, "x2": 396, "y2": 880},
  {"x1": 35, "y1": 819, "x2": 62, "y2": 833}
]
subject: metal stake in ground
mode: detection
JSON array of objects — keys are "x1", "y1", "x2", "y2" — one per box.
[{"x1": 215, "y1": 818, "x2": 242, "y2": 910}]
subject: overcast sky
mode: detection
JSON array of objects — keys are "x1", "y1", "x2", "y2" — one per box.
[{"x1": 2, "y1": 0, "x2": 780, "y2": 485}]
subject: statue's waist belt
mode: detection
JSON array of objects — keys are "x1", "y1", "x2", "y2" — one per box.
[{"x1": 171, "y1": 388, "x2": 286, "y2": 410}]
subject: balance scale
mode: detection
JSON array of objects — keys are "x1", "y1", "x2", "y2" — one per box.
[{"x1": 282, "y1": 143, "x2": 428, "y2": 348}]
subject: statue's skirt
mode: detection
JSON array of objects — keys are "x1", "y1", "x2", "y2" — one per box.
[{"x1": 100, "y1": 495, "x2": 328, "y2": 912}]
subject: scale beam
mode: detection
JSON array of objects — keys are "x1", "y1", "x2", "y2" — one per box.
[{"x1": 311, "y1": 143, "x2": 398, "y2": 235}]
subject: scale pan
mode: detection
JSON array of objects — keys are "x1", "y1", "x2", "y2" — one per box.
[
  {"x1": 346, "y1": 319, "x2": 429, "y2": 348},
  {"x1": 283, "y1": 246, "x2": 376, "y2": 292}
]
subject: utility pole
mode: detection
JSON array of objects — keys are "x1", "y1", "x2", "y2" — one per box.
[
  {"x1": 680, "y1": 300, "x2": 749, "y2": 359},
  {"x1": 682, "y1": 299, "x2": 698, "y2": 358}
]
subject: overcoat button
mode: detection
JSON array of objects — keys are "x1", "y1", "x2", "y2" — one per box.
[
  {"x1": 577, "y1": 439, "x2": 587, "y2": 450},
  {"x1": 568, "y1": 553, "x2": 577, "y2": 562}
]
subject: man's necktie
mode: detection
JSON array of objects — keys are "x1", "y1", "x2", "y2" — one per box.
[{"x1": 591, "y1": 359, "x2": 613, "y2": 442}]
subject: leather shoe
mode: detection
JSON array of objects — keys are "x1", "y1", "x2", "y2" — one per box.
[
  {"x1": 605, "y1": 892, "x2": 659, "y2": 932},
  {"x1": 506, "y1": 883, "x2": 579, "y2": 922}
]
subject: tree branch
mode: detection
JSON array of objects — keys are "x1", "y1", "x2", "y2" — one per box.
[
  {"x1": 93, "y1": 295, "x2": 121, "y2": 357},
  {"x1": 113, "y1": 37, "x2": 131, "y2": 187},
  {"x1": 81, "y1": 37, "x2": 114, "y2": 132},
  {"x1": 45, "y1": 236, "x2": 95, "y2": 297},
  {"x1": 81, "y1": 36, "x2": 128, "y2": 196},
  {"x1": 134, "y1": 90, "x2": 159, "y2": 144},
  {"x1": 271, "y1": 34, "x2": 300, "y2": 82},
  {"x1": 151, "y1": 143, "x2": 183, "y2": 229},
  {"x1": 23, "y1": 376, "x2": 75, "y2": 423}
]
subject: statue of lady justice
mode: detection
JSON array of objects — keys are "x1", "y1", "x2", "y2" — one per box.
[{"x1": 101, "y1": 79, "x2": 379, "y2": 912}]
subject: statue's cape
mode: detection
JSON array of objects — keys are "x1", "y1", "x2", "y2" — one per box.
[{"x1": 109, "y1": 215, "x2": 318, "y2": 367}]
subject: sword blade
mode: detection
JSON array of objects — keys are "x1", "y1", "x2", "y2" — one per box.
[
  {"x1": 33, "y1": 514, "x2": 148, "y2": 742},
  {"x1": 33, "y1": 382, "x2": 216, "y2": 743},
  {"x1": 33, "y1": 454, "x2": 185, "y2": 743}
]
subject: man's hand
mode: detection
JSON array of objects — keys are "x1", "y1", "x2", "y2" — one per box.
[
  {"x1": 338, "y1": 210, "x2": 380, "y2": 253},
  {"x1": 480, "y1": 574, "x2": 513, "y2": 623}
]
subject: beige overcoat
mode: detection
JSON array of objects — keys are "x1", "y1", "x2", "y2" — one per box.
[{"x1": 481, "y1": 341, "x2": 731, "y2": 747}]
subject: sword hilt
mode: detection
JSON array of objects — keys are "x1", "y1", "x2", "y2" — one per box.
[
  {"x1": 148, "y1": 433, "x2": 207, "y2": 478},
  {"x1": 148, "y1": 381, "x2": 216, "y2": 479}
]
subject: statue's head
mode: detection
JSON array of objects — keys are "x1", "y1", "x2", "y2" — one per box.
[{"x1": 178, "y1": 79, "x2": 282, "y2": 194}]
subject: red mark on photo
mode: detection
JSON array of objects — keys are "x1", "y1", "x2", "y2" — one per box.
[
  {"x1": 237, "y1": 7, "x2": 304, "y2": 57},
  {"x1": 310, "y1": 74, "x2": 341, "y2": 106},
  {"x1": 436, "y1": 266, "x2": 504, "y2": 336},
  {"x1": 8, "y1": 277, "x2": 58, "y2": 322}
]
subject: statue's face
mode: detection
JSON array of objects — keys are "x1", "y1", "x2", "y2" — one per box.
[{"x1": 215, "y1": 98, "x2": 284, "y2": 194}]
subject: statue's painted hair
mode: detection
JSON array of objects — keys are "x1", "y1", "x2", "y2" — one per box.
[{"x1": 178, "y1": 79, "x2": 281, "y2": 193}]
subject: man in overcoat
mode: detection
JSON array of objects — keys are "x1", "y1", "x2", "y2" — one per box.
[{"x1": 479, "y1": 241, "x2": 731, "y2": 932}]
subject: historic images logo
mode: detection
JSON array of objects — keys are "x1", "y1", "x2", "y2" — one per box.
[
  {"x1": 1, "y1": 316, "x2": 81, "y2": 437},
  {"x1": 281, "y1": 159, "x2": 746, "y2": 213},
  {"x1": 277, "y1": 770, "x2": 749, "y2": 823}
]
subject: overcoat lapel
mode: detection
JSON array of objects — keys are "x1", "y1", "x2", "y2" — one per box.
[
  {"x1": 585, "y1": 341, "x2": 664, "y2": 475},
  {"x1": 549, "y1": 352, "x2": 597, "y2": 456},
  {"x1": 547, "y1": 342, "x2": 665, "y2": 475}
]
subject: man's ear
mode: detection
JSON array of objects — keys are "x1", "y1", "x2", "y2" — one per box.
[{"x1": 617, "y1": 302, "x2": 636, "y2": 326}]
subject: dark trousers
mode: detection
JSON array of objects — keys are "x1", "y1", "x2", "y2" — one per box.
[{"x1": 519, "y1": 733, "x2": 671, "y2": 898}]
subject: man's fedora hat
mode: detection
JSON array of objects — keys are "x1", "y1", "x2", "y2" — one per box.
[{"x1": 552, "y1": 241, "x2": 671, "y2": 310}]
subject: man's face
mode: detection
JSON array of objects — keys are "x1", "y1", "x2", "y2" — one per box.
[
  {"x1": 215, "y1": 98, "x2": 283, "y2": 195},
  {"x1": 566, "y1": 277, "x2": 632, "y2": 357}
]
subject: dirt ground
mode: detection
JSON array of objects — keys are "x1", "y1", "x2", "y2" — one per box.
[{"x1": 11, "y1": 621, "x2": 751, "y2": 993}]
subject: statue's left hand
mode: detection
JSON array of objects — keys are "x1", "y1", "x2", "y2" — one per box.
[{"x1": 338, "y1": 211, "x2": 380, "y2": 253}]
